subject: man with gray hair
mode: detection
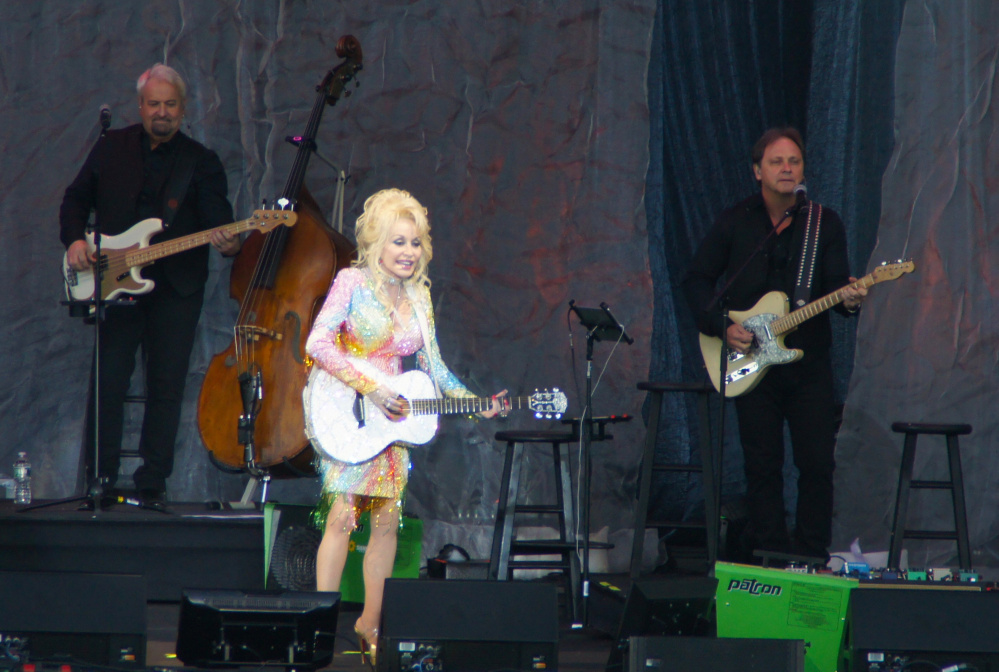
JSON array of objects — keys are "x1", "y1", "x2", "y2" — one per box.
[{"x1": 60, "y1": 63, "x2": 240, "y2": 509}]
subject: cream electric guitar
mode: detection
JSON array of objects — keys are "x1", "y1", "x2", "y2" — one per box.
[
  {"x1": 62, "y1": 209, "x2": 298, "y2": 302},
  {"x1": 700, "y1": 260, "x2": 915, "y2": 397},
  {"x1": 304, "y1": 368, "x2": 569, "y2": 464}
]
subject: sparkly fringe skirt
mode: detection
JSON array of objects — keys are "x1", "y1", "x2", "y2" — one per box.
[{"x1": 312, "y1": 443, "x2": 410, "y2": 530}]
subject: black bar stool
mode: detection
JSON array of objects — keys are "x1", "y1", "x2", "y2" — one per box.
[
  {"x1": 888, "y1": 422, "x2": 972, "y2": 571},
  {"x1": 489, "y1": 429, "x2": 580, "y2": 620},
  {"x1": 630, "y1": 381, "x2": 717, "y2": 578},
  {"x1": 119, "y1": 352, "x2": 148, "y2": 487}
]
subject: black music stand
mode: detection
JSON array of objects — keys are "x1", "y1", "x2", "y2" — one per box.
[{"x1": 569, "y1": 301, "x2": 633, "y2": 626}]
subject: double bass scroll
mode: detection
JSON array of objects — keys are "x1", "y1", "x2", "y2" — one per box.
[{"x1": 197, "y1": 37, "x2": 362, "y2": 475}]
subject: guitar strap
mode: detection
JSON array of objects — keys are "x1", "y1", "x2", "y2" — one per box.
[
  {"x1": 407, "y1": 283, "x2": 443, "y2": 399},
  {"x1": 792, "y1": 202, "x2": 823, "y2": 308},
  {"x1": 159, "y1": 138, "x2": 200, "y2": 229}
]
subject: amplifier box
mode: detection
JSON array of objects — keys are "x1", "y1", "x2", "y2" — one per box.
[
  {"x1": 0, "y1": 571, "x2": 146, "y2": 668},
  {"x1": 844, "y1": 585, "x2": 999, "y2": 672},
  {"x1": 377, "y1": 579, "x2": 558, "y2": 672},
  {"x1": 426, "y1": 557, "x2": 491, "y2": 580},
  {"x1": 627, "y1": 636, "x2": 805, "y2": 672}
]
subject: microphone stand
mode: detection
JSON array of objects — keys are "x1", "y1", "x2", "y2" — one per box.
[
  {"x1": 702, "y1": 200, "x2": 802, "y2": 560},
  {"x1": 568, "y1": 301, "x2": 633, "y2": 627}
]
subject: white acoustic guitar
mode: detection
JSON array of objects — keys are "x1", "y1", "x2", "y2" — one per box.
[
  {"x1": 700, "y1": 260, "x2": 915, "y2": 397},
  {"x1": 304, "y1": 368, "x2": 568, "y2": 464},
  {"x1": 62, "y1": 208, "x2": 298, "y2": 302}
]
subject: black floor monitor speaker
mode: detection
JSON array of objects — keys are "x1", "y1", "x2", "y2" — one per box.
[
  {"x1": 0, "y1": 570, "x2": 146, "y2": 667},
  {"x1": 606, "y1": 576, "x2": 718, "y2": 672},
  {"x1": 626, "y1": 636, "x2": 805, "y2": 672},
  {"x1": 377, "y1": 579, "x2": 559, "y2": 672},
  {"x1": 175, "y1": 589, "x2": 340, "y2": 670},
  {"x1": 845, "y1": 586, "x2": 999, "y2": 671}
]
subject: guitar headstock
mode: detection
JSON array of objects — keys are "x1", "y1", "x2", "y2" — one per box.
[
  {"x1": 871, "y1": 259, "x2": 915, "y2": 283},
  {"x1": 247, "y1": 208, "x2": 298, "y2": 233},
  {"x1": 529, "y1": 388, "x2": 569, "y2": 419}
]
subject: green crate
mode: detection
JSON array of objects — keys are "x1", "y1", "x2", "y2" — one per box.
[
  {"x1": 714, "y1": 562, "x2": 857, "y2": 672},
  {"x1": 263, "y1": 504, "x2": 423, "y2": 602},
  {"x1": 340, "y1": 511, "x2": 424, "y2": 604}
]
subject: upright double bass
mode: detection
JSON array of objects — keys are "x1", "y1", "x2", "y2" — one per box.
[{"x1": 197, "y1": 36, "x2": 361, "y2": 475}]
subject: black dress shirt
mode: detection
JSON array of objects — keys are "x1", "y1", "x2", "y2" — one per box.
[{"x1": 681, "y1": 192, "x2": 853, "y2": 360}]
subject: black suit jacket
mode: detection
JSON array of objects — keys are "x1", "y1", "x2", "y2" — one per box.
[{"x1": 60, "y1": 124, "x2": 234, "y2": 297}]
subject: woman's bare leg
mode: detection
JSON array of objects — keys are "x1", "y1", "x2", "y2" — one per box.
[
  {"x1": 355, "y1": 499, "x2": 401, "y2": 639},
  {"x1": 315, "y1": 495, "x2": 356, "y2": 592}
]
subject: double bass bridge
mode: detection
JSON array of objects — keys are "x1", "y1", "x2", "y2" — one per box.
[
  {"x1": 237, "y1": 324, "x2": 284, "y2": 343},
  {"x1": 234, "y1": 312, "x2": 304, "y2": 364}
]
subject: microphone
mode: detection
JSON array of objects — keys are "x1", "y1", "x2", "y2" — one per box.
[
  {"x1": 793, "y1": 182, "x2": 808, "y2": 207},
  {"x1": 99, "y1": 104, "x2": 112, "y2": 131},
  {"x1": 783, "y1": 183, "x2": 808, "y2": 218}
]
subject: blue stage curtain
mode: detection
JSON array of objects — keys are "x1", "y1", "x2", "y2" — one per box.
[{"x1": 645, "y1": 0, "x2": 905, "y2": 531}]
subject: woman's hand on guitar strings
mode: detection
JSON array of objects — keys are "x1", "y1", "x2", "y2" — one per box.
[
  {"x1": 479, "y1": 390, "x2": 509, "y2": 419},
  {"x1": 369, "y1": 386, "x2": 406, "y2": 421}
]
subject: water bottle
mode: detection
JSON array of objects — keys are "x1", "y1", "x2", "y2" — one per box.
[{"x1": 13, "y1": 452, "x2": 31, "y2": 505}]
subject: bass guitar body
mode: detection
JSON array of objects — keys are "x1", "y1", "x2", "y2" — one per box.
[{"x1": 64, "y1": 218, "x2": 161, "y2": 301}]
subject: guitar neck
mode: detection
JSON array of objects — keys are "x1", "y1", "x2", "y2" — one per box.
[
  {"x1": 772, "y1": 272, "x2": 877, "y2": 334},
  {"x1": 124, "y1": 219, "x2": 254, "y2": 266},
  {"x1": 409, "y1": 396, "x2": 531, "y2": 416}
]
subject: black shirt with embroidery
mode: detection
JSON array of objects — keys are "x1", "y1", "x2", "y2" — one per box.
[{"x1": 681, "y1": 192, "x2": 853, "y2": 361}]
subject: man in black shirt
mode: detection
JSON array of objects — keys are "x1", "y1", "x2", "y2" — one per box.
[
  {"x1": 61, "y1": 64, "x2": 240, "y2": 508},
  {"x1": 682, "y1": 127, "x2": 865, "y2": 562}
]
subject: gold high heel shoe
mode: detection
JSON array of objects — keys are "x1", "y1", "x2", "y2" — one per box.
[{"x1": 354, "y1": 623, "x2": 379, "y2": 668}]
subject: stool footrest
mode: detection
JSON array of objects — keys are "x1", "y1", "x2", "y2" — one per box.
[
  {"x1": 511, "y1": 504, "x2": 563, "y2": 514},
  {"x1": 902, "y1": 530, "x2": 960, "y2": 541},
  {"x1": 652, "y1": 463, "x2": 704, "y2": 474},
  {"x1": 647, "y1": 519, "x2": 706, "y2": 530},
  {"x1": 910, "y1": 480, "x2": 954, "y2": 490},
  {"x1": 508, "y1": 560, "x2": 573, "y2": 570},
  {"x1": 511, "y1": 540, "x2": 574, "y2": 551},
  {"x1": 495, "y1": 430, "x2": 575, "y2": 443}
]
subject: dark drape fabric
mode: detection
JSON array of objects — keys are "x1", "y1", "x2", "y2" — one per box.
[{"x1": 646, "y1": 0, "x2": 904, "y2": 531}]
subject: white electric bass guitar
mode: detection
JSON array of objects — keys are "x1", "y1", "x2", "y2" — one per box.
[
  {"x1": 62, "y1": 208, "x2": 298, "y2": 302},
  {"x1": 304, "y1": 368, "x2": 569, "y2": 464},
  {"x1": 700, "y1": 260, "x2": 915, "y2": 397}
]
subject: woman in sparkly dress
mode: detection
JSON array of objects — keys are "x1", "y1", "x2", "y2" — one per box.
[{"x1": 304, "y1": 188, "x2": 505, "y2": 663}]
